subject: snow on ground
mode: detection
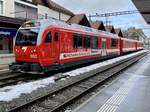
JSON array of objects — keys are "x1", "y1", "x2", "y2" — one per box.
[
  {"x1": 0, "y1": 77, "x2": 55, "y2": 101},
  {"x1": 0, "y1": 50, "x2": 148, "y2": 102}
]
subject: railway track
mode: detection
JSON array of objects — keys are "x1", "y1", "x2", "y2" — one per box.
[
  {"x1": 4, "y1": 51, "x2": 147, "y2": 112},
  {"x1": 0, "y1": 72, "x2": 50, "y2": 87},
  {"x1": 0, "y1": 72, "x2": 24, "y2": 87}
]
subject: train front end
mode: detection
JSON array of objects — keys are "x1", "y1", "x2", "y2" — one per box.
[{"x1": 9, "y1": 21, "x2": 42, "y2": 73}]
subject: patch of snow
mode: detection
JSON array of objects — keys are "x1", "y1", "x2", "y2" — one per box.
[{"x1": 0, "y1": 77, "x2": 55, "y2": 101}]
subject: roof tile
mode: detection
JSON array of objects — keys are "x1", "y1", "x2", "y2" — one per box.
[
  {"x1": 90, "y1": 21, "x2": 106, "y2": 31},
  {"x1": 67, "y1": 14, "x2": 91, "y2": 27}
]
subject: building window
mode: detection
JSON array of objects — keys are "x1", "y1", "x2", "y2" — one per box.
[
  {"x1": 15, "y1": 1, "x2": 37, "y2": 20},
  {"x1": 73, "y1": 33, "x2": 82, "y2": 48},
  {"x1": 0, "y1": 1, "x2": 3, "y2": 15},
  {"x1": 111, "y1": 38, "x2": 118, "y2": 48},
  {"x1": 92, "y1": 36, "x2": 98, "y2": 49},
  {"x1": 84, "y1": 35, "x2": 90, "y2": 48}
]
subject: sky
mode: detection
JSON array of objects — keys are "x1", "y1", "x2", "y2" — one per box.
[{"x1": 52, "y1": 0, "x2": 150, "y2": 37}]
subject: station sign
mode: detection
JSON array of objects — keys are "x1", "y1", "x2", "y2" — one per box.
[{"x1": 0, "y1": 28, "x2": 17, "y2": 37}]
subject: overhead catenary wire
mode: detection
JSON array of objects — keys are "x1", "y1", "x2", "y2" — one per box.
[{"x1": 89, "y1": 10, "x2": 139, "y2": 26}]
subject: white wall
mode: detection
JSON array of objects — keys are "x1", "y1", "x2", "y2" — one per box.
[
  {"x1": 3, "y1": 0, "x2": 15, "y2": 17},
  {"x1": 38, "y1": 5, "x2": 71, "y2": 21},
  {"x1": 38, "y1": 5, "x2": 59, "y2": 19},
  {"x1": 60, "y1": 13, "x2": 71, "y2": 21},
  {"x1": 3, "y1": 1, "x2": 71, "y2": 21}
]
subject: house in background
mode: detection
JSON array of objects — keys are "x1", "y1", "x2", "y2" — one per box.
[
  {"x1": 90, "y1": 21, "x2": 106, "y2": 31},
  {"x1": 67, "y1": 14, "x2": 91, "y2": 27},
  {"x1": 105, "y1": 25, "x2": 116, "y2": 34},
  {"x1": 115, "y1": 28, "x2": 123, "y2": 37}
]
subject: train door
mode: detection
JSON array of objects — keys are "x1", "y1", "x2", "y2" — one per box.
[
  {"x1": 101, "y1": 37, "x2": 107, "y2": 56},
  {"x1": 42, "y1": 30, "x2": 53, "y2": 64},
  {"x1": 52, "y1": 30, "x2": 60, "y2": 64},
  {"x1": 135, "y1": 42, "x2": 138, "y2": 51},
  {"x1": 120, "y1": 38, "x2": 123, "y2": 55},
  {"x1": 42, "y1": 29, "x2": 59, "y2": 65}
]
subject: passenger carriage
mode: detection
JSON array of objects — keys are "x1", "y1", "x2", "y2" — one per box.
[
  {"x1": 136, "y1": 41, "x2": 143, "y2": 50},
  {"x1": 9, "y1": 19, "x2": 143, "y2": 73},
  {"x1": 120, "y1": 38, "x2": 137, "y2": 54}
]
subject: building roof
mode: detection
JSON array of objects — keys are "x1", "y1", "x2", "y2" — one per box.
[
  {"x1": 0, "y1": 16, "x2": 25, "y2": 28},
  {"x1": 67, "y1": 14, "x2": 91, "y2": 27},
  {"x1": 115, "y1": 28, "x2": 123, "y2": 37},
  {"x1": 105, "y1": 25, "x2": 116, "y2": 34},
  {"x1": 31, "y1": 0, "x2": 74, "y2": 16},
  {"x1": 19, "y1": 0, "x2": 37, "y2": 5},
  {"x1": 90, "y1": 21, "x2": 106, "y2": 31},
  {"x1": 132, "y1": 0, "x2": 150, "y2": 24}
]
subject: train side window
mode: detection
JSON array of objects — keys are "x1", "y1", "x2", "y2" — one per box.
[
  {"x1": 73, "y1": 33, "x2": 82, "y2": 48},
  {"x1": 111, "y1": 38, "x2": 117, "y2": 47},
  {"x1": 73, "y1": 34, "x2": 78, "y2": 48},
  {"x1": 45, "y1": 32, "x2": 51, "y2": 43},
  {"x1": 54, "y1": 32, "x2": 58, "y2": 41},
  {"x1": 92, "y1": 36, "x2": 98, "y2": 49},
  {"x1": 78, "y1": 34, "x2": 82, "y2": 48},
  {"x1": 84, "y1": 35, "x2": 90, "y2": 48}
]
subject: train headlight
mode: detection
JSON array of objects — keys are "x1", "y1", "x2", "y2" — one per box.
[
  {"x1": 31, "y1": 49, "x2": 36, "y2": 53},
  {"x1": 33, "y1": 49, "x2": 36, "y2": 52},
  {"x1": 15, "y1": 49, "x2": 18, "y2": 52}
]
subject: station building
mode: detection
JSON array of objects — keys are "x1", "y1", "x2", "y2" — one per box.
[
  {"x1": 0, "y1": 16, "x2": 25, "y2": 54},
  {"x1": 0, "y1": 0, "x2": 74, "y2": 54}
]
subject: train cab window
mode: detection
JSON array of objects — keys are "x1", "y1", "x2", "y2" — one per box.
[
  {"x1": 73, "y1": 33, "x2": 82, "y2": 48},
  {"x1": 45, "y1": 32, "x2": 52, "y2": 43},
  {"x1": 111, "y1": 38, "x2": 118, "y2": 48},
  {"x1": 54, "y1": 32, "x2": 58, "y2": 41},
  {"x1": 92, "y1": 36, "x2": 98, "y2": 49},
  {"x1": 84, "y1": 35, "x2": 90, "y2": 48}
]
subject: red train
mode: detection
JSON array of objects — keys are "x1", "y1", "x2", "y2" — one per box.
[{"x1": 9, "y1": 19, "x2": 143, "y2": 73}]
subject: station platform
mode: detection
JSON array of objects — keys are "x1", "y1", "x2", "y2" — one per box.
[
  {"x1": 0, "y1": 54, "x2": 14, "y2": 70},
  {"x1": 73, "y1": 53, "x2": 150, "y2": 112}
]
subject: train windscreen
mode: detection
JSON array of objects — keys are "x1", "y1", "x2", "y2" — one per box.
[{"x1": 15, "y1": 28, "x2": 39, "y2": 46}]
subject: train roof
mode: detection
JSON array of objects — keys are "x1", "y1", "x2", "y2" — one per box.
[{"x1": 22, "y1": 18, "x2": 119, "y2": 38}]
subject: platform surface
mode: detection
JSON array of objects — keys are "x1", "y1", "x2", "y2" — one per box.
[
  {"x1": 73, "y1": 52, "x2": 150, "y2": 112},
  {"x1": 0, "y1": 54, "x2": 14, "y2": 70}
]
